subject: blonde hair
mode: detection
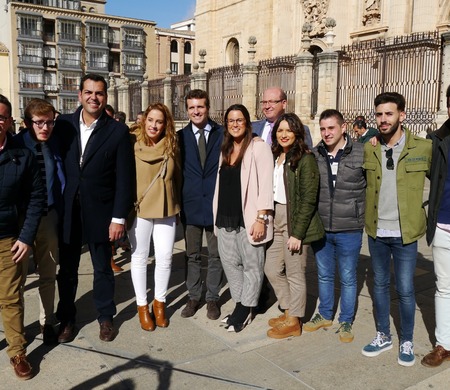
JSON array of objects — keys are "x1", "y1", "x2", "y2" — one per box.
[{"x1": 136, "y1": 103, "x2": 178, "y2": 157}]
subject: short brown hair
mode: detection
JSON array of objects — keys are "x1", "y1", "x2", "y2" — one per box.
[{"x1": 24, "y1": 99, "x2": 56, "y2": 121}]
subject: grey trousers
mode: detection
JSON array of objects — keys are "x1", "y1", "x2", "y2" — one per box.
[
  {"x1": 264, "y1": 203, "x2": 308, "y2": 318},
  {"x1": 217, "y1": 227, "x2": 265, "y2": 307},
  {"x1": 185, "y1": 225, "x2": 223, "y2": 302}
]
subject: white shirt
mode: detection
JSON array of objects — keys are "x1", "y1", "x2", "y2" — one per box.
[
  {"x1": 273, "y1": 157, "x2": 286, "y2": 204},
  {"x1": 260, "y1": 121, "x2": 273, "y2": 143},
  {"x1": 192, "y1": 122, "x2": 212, "y2": 144}
]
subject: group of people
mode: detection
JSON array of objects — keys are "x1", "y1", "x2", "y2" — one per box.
[{"x1": 1, "y1": 74, "x2": 450, "y2": 381}]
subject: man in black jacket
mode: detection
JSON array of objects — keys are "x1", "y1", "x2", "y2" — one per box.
[
  {"x1": 422, "y1": 85, "x2": 450, "y2": 367},
  {"x1": 0, "y1": 94, "x2": 45, "y2": 379},
  {"x1": 55, "y1": 74, "x2": 135, "y2": 344}
]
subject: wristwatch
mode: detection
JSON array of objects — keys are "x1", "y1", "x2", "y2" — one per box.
[{"x1": 257, "y1": 214, "x2": 268, "y2": 221}]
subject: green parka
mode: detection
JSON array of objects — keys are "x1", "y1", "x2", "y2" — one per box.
[{"x1": 283, "y1": 151, "x2": 324, "y2": 244}]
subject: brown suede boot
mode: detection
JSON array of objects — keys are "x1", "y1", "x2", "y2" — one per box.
[
  {"x1": 153, "y1": 300, "x2": 169, "y2": 327},
  {"x1": 137, "y1": 305, "x2": 155, "y2": 331},
  {"x1": 268, "y1": 309, "x2": 288, "y2": 327},
  {"x1": 267, "y1": 315, "x2": 301, "y2": 339}
]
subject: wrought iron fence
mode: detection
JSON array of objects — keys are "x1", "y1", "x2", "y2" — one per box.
[
  {"x1": 146, "y1": 78, "x2": 165, "y2": 108},
  {"x1": 207, "y1": 64, "x2": 243, "y2": 123},
  {"x1": 128, "y1": 81, "x2": 142, "y2": 121},
  {"x1": 337, "y1": 31, "x2": 442, "y2": 136},
  {"x1": 171, "y1": 74, "x2": 191, "y2": 121},
  {"x1": 257, "y1": 55, "x2": 297, "y2": 119}
]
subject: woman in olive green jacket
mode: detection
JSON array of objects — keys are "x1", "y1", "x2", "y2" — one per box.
[
  {"x1": 128, "y1": 103, "x2": 181, "y2": 332},
  {"x1": 265, "y1": 113, "x2": 324, "y2": 339}
]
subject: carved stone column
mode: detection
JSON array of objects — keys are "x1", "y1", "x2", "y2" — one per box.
[
  {"x1": 118, "y1": 77, "x2": 130, "y2": 120},
  {"x1": 163, "y1": 69, "x2": 172, "y2": 112},
  {"x1": 316, "y1": 51, "x2": 339, "y2": 118},
  {"x1": 107, "y1": 72, "x2": 116, "y2": 110},
  {"x1": 195, "y1": 49, "x2": 208, "y2": 92},
  {"x1": 242, "y1": 37, "x2": 259, "y2": 120},
  {"x1": 141, "y1": 73, "x2": 149, "y2": 110},
  {"x1": 295, "y1": 24, "x2": 314, "y2": 132}
]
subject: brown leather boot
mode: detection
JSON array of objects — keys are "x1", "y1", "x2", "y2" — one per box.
[
  {"x1": 153, "y1": 300, "x2": 169, "y2": 327},
  {"x1": 137, "y1": 305, "x2": 155, "y2": 331},
  {"x1": 111, "y1": 258, "x2": 123, "y2": 273},
  {"x1": 267, "y1": 315, "x2": 301, "y2": 339},
  {"x1": 268, "y1": 309, "x2": 288, "y2": 327}
]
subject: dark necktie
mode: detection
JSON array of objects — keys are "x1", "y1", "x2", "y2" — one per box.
[
  {"x1": 35, "y1": 143, "x2": 48, "y2": 215},
  {"x1": 198, "y1": 128, "x2": 207, "y2": 169}
]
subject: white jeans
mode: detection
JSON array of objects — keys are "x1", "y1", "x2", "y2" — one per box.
[
  {"x1": 433, "y1": 226, "x2": 450, "y2": 350},
  {"x1": 129, "y1": 216, "x2": 176, "y2": 305}
]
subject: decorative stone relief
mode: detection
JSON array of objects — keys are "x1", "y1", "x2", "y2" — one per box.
[
  {"x1": 363, "y1": 0, "x2": 381, "y2": 26},
  {"x1": 302, "y1": 0, "x2": 330, "y2": 36}
]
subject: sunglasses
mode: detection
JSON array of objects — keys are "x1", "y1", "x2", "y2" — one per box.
[{"x1": 385, "y1": 148, "x2": 394, "y2": 170}]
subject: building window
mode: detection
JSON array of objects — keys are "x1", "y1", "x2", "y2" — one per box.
[
  {"x1": 59, "y1": 20, "x2": 80, "y2": 41},
  {"x1": 123, "y1": 53, "x2": 144, "y2": 72},
  {"x1": 170, "y1": 40, "x2": 178, "y2": 53},
  {"x1": 170, "y1": 62, "x2": 178, "y2": 74},
  {"x1": 17, "y1": 15, "x2": 41, "y2": 38},
  {"x1": 59, "y1": 97, "x2": 79, "y2": 114},
  {"x1": 226, "y1": 38, "x2": 240, "y2": 66},
  {"x1": 59, "y1": 71, "x2": 80, "y2": 92},
  {"x1": 184, "y1": 63, "x2": 191, "y2": 75},
  {"x1": 123, "y1": 28, "x2": 144, "y2": 49},
  {"x1": 18, "y1": 42, "x2": 42, "y2": 64},
  {"x1": 59, "y1": 46, "x2": 81, "y2": 67},
  {"x1": 87, "y1": 49, "x2": 108, "y2": 69},
  {"x1": 87, "y1": 24, "x2": 108, "y2": 45},
  {"x1": 19, "y1": 69, "x2": 43, "y2": 89},
  {"x1": 184, "y1": 42, "x2": 191, "y2": 54}
]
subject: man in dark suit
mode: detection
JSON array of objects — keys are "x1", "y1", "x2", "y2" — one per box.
[
  {"x1": 55, "y1": 74, "x2": 135, "y2": 343},
  {"x1": 178, "y1": 89, "x2": 224, "y2": 320},
  {"x1": 252, "y1": 87, "x2": 313, "y2": 148}
]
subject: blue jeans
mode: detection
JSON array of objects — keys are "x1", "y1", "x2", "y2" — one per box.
[
  {"x1": 312, "y1": 231, "x2": 362, "y2": 323},
  {"x1": 368, "y1": 236, "x2": 417, "y2": 342}
]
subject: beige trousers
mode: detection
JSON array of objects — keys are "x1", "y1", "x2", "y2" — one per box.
[{"x1": 265, "y1": 203, "x2": 308, "y2": 318}]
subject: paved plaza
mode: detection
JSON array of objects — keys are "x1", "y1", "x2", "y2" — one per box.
[{"x1": 0, "y1": 229, "x2": 449, "y2": 389}]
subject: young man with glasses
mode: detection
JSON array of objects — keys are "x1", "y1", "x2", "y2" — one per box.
[
  {"x1": 14, "y1": 99, "x2": 65, "y2": 346},
  {"x1": 252, "y1": 87, "x2": 313, "y2": 148},
  {"x1": 362, "y1": 92, "x2": 432, "y2": 366}
]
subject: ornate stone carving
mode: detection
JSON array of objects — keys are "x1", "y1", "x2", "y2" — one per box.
[
  {"x1": 302, "y1": 0, "x2": 330, "y2": 37},
  {"x1": 363, "y1": 0, "x2": 381, "y2": 26}
]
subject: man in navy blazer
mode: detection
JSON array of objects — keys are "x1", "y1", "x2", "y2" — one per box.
[
  {"x1": 55, "y1": 74, "x2": 135, "y2": 343},
  {"x1": 178, "y1": 89, "x2": 224, "y2": 320},
  {"x1": 252, "y1": 87, "x2": 313, "y2": 148}
]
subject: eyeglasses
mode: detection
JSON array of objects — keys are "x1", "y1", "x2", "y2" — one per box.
[
  {"x1": 260, "y1": 100, "x2": 282, "y2": 106},
  {"x1": 32, "y1": 120, "x2": 55, "y2": 129},
  {"x1": 0, "y1": 115, "x2": 10, "y2": 122},
  {"x1": 227, "y1": 118, "x2": 245, "y2": 125},
  {"x1": 385, "y1": 148, "x2": 394, "y2": 170}
]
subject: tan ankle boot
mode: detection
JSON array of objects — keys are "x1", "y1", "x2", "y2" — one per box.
[
  {"x1": 267, "y1": 315, "x2": 301, "y2": 339},
  {"x1": 268, "y1": 309, "x2": 288, "y2": 327},
  {"x1": 137, "y1": 305, "x2": 155, "y2": 331},
  {"x1": 153, "y1": 300, "x2": 169, "y2": 328}
]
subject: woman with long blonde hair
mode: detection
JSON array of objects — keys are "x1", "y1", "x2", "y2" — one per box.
[{"x1": 128, "y1": 103, "x2": 181, "y2": 331}]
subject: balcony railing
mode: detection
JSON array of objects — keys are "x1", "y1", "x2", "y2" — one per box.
[
  {"x1": 19, "y1": 55, "x2": 42, "y2": 65},
  {"x1": 20, "y1": 81, "x2": 44, "y2": 90},
  {"x1": 18, "y1": 29, "x2": 42, "y2": 39},
  {"x1": 59, "y1": 32, "x2": 80, "y2": 42}
]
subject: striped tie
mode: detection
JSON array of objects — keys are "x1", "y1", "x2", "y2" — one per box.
[{"x1": 35, "y1": 143, "x2": 48, "y2": 215}]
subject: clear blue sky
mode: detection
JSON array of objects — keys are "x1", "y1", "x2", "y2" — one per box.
[{"x1": 106, "y1": 0, "x2": 196, "y2": 28}]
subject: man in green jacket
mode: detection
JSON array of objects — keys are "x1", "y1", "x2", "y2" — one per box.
[{"x1": 362, "y1": 92, "x2": 431, "y2": 367}]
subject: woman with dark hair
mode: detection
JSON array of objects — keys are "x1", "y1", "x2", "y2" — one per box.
[
  {"x1": 264, "y1": 113, "x2": 324, "y2": 339},
  {"x1": 128, "y1": 103, "x2": 181, "y2": 331},
  {"x1": 213, "y1": 104, "x2": 274, "y2": 332}
]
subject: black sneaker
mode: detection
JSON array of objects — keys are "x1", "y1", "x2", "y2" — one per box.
[{"x1": 181, "y1": 299, "x2": 200, "y2": 318}]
